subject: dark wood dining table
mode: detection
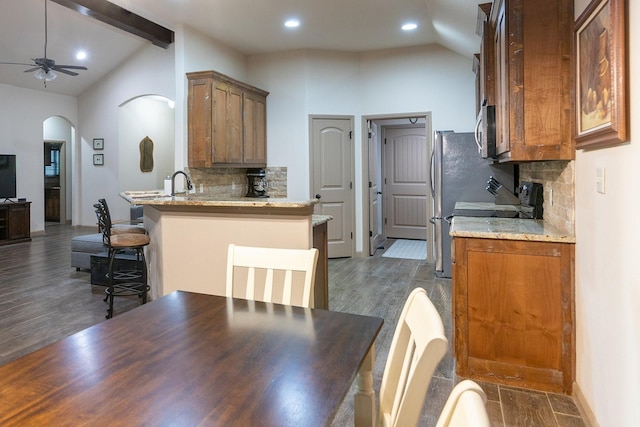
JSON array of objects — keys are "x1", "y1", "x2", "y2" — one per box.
[{"x1": 0, "y1": 291, "x2": 383, "y2": 426}]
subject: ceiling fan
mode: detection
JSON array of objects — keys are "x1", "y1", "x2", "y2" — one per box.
[{"x1": 0, "y1": 0, "x2": 87, "y2": 86}]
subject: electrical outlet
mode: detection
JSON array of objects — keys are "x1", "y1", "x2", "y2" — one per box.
[{"x1": 596, "y1": 167, "x2": 605, "y2": 194}]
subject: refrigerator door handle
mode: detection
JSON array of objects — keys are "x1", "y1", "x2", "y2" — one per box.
[{"x1": 429, "y1": 149, "x2": 435, "y2": 198}]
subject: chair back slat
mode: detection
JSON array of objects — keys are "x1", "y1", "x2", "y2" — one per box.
[{"x1": 263, "y1": 269, "x2": 275, "y2": 302}]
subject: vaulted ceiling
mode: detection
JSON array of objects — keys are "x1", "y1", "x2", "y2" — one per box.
[{"x1": 0, "y1": 0, "x2": 485, "y2": 97}]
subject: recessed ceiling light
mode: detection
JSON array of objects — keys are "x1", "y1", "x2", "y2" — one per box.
[
  {"x1": 401, "y1": 23, "x2": 418, "y2": 31},
  {"x1": 284, "y1": 19, "x2": 300, "y2": 28},
  {"x1": 75, "y1": 50, "x2": 87, "y2": 60}
]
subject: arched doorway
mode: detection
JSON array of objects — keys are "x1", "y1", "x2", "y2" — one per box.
[
  {"x1": 113, "y1": 95, "x2": 175, "y2": 220},
  {"x1": 44, "y1": 116, "x2": 75, "y2": 225}
]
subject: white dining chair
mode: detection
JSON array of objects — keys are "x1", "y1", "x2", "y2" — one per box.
[
  {"x1": 435, "y1": 380, "x2": 490, "y2": 427},
  {"x1": 378, "y1": 287, "x2": 449, "y2": 427},
  {"x1": 225, "y1": 244, "x2": 319, "y2": 308}
]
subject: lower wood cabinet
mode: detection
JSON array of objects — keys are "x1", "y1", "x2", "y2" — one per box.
[
  {"x1": 0, "y1": 201, "x2": 31, "y2": 246},
  {"x1": 45, "y1": 187, "x2": 60, "y2": 222},
  {"x1": 312, "y1": 221, "x2": 329, "y2": 310},
  {"x1": 452, "y1": 237, "x2": 575, "y2": 393}
]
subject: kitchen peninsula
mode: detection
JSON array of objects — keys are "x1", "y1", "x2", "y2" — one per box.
[{"x1": 120, "y1": 193, "x2": 330, "y2": 308}]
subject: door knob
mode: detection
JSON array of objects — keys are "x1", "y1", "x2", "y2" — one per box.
[{"x1": 315, "y1": 194, "x2": 321, "y2": 199}]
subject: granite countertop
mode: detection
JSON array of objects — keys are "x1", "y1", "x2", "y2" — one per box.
[
  {"x1": 454, "y1": 201, "x2": 520, "y2": 214},
  {"x1": 120, "y1": 191, "x2": 318, "y2": 209},
  {"x1": 450, "y1": 201, "x2": 575, "y2": 243},
  {"x1": 450, "y1": 216, "x2": 575, "y2": 243},
  {"x1": 312, "y1": 215, "x2": 332, "y2": 227}
]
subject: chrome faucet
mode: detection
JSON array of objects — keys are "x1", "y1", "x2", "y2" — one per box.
[{"x1": 171, "y1": 171, "x2": 193, "y2": 196}]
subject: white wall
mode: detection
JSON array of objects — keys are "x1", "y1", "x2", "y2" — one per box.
[
  {"x1": 247, "y1": 45, "x2": 474, "y2": 252},
  {"x1": 574, "y1": 1, "x2": 640, "y2": 426},
  {"x1": 248, "y1": 45, "x2": 474, "y2": 201},
  {"x1": 0, "y1": 83, "x2": 77, "y2": 233},
  {"x1": 77, "y1": 44, "x2": 175, "y2": 225},
  {"x1": 118, "y1": 97, "x2": 175, "y2": 194}
]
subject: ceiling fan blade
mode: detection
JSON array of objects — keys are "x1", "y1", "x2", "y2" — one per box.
[
  {"x1": 53, "y1": 65, "x2": 88, "y2": 70},
  {"x1": 52, "y1": 67, "x2": 79, "y2": 76},
  {"x1": 0, "y1": 61, "x2": 37, "y2": 66},
  {"x1": 24, "y1": 67, "x2": 41, "y2": 73}
]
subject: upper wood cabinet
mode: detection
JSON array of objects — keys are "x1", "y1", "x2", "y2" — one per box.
[
  {"x1": 474, "y1": 3, "x2": 494, "y2": 115},
  {"x1": 187, "y1": 71, "x2": 269, "y2": 168},
  {"x1": 488, "y1": 0, "x2": 574, "y2": 162}
]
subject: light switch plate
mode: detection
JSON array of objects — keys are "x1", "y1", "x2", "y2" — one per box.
[{"x1": 596, "y1": 167, "x2": 605, "y2": 194}]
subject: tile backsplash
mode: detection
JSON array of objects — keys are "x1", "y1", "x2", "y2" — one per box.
[
  {"x1": 186, "y1": 167, "x2": 287, "y2": 198},
  {"x1": 519, "y1": 161, "x2": 575, "y2": 234}
]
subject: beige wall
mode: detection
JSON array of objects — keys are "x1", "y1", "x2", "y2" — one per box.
[{"x1": 572, "y1": 0, "x2": 640, "y2": 425}]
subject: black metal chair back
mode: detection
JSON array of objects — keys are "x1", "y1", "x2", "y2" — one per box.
[{"x1": 93, "y1": 202, "x2": 112, "y2": 246}]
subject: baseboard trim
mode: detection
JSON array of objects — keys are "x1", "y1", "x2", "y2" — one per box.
[{"x1": 573, "y1": 381, "x2": 599, "y2": 427}]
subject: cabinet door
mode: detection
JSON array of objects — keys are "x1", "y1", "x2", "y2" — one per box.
[
  {"x1": 243, "y1": 91, "x2": 267, "y2": 166},
  {"x1": 480, "y1": 20, "x2": 495, "y2": 107},
  {"x1": 212, "y1": 82, "x2": 243, "y2": 165},
  {"x1": 8, "y1": 204, "x2": 30, "y2": 240},
  {"x1": 454, "y1": 237, "x2": 575, "y2": 393},
  {"x1": 188, "y1": 78, "x2": 213, "y2": 167},
  {"x1": 493, "y1": 0, "x2": 509, "y2": 156}
]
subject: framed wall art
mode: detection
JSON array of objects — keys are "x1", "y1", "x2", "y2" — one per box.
[
  {"x1": 93, "y1": 138, "x2": 104, "y2": 150},
  {"x1": 93, "y1": 153, "x2": 104, "y2": 166},
  {"x1": 574, "y1": 0, "x2": 628, "y2": 149}
]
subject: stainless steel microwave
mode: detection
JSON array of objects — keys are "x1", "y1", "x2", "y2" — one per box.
[{"x1": 475, "y1": 105, "x2": 496, "y2": 159}]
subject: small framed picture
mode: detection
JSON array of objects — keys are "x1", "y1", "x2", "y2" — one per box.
[
  {"x1": 93, "y1": 138, "x2": 104, "y2": 150},
  {"x1": 93, "y1": 153, "x2": 104, "y2": 166}
]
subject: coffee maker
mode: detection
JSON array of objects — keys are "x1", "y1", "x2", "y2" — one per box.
[
  {"x1": 246, "y1": 168, "x2": 269, "y2": 198},
  {"x1": 518, "y1": 181, "x2": 544, "y2": 219}
]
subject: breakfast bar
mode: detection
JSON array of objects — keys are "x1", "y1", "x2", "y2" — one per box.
[{"x1": 120, "y1": 193, "x2": 325, "y2": 304}]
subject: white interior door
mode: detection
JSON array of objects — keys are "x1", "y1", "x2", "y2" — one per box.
[
  {"x1": 384, "y1": 127, "x2": 427, "y2": 240},
  {"x1": 368, "y1": 123, "x2": 384, "y2": 255},
  {"x1": 311, "y1": 117, "x2": 354, "y2": 258}
]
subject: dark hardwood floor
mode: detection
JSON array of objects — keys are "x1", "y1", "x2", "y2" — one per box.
[{"x1": 0, "y1": 225, "x2": 585, "y2": 426}]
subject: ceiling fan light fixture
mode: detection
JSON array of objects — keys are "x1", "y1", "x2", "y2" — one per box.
[{"x1": 34, "y1": 68, "x2": 57, "y2": 81}]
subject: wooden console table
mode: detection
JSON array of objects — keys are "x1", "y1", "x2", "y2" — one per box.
[{"x1": 0, "y1": 201, "x2": 31, "y2": 246}]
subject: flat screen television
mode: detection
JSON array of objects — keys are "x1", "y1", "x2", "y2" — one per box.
[{"x1": 0, "y1": 154, "x2": 17, "y2": 200}]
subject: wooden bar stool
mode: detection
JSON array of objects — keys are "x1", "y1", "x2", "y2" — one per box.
[{"x1": 94, "y1": 203, "x2": 150, "y2": 319}]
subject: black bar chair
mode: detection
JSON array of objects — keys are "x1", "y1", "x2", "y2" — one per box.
[{"x1": 94, "y1": 202, "x2": 150, "y2": 319}]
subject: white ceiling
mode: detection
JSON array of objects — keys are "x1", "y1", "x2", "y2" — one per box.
[{"x1": 0, "y1": 0, "x2": 485, "y2": 97}]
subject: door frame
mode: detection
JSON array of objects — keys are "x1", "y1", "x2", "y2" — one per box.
[
  {"x1": 360, "y1": 112, "x2": 434, "y2": 262},
  {"x1": 308, "y1": 114, "x2": 356, "y2": 258}
]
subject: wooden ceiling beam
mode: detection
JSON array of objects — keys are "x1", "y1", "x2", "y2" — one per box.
[{"x1": 50, "y1": 0, "x2": 174, "y2": 48}]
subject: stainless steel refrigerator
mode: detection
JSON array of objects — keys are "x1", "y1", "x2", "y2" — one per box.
[{"x1": 430, "y1": 131, "x2": 515, "y2": 278}]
